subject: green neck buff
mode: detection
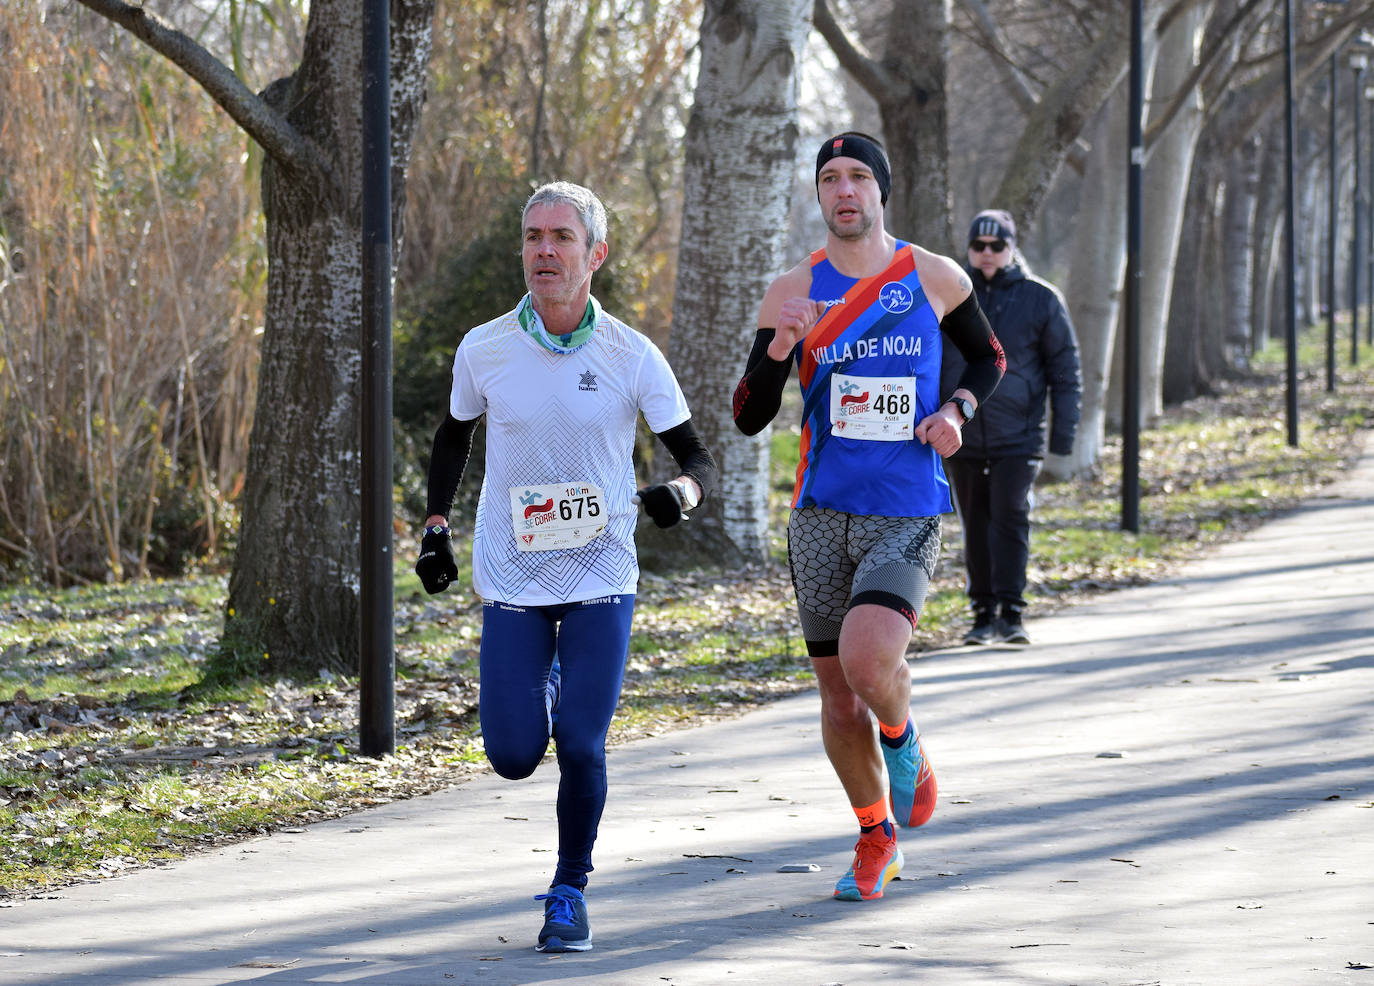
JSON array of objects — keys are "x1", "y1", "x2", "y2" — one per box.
[{"x1": 518, "y1": 295, "x2": 599, "y2": 353}]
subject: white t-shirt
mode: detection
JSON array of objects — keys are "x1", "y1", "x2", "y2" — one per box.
[{"x1": 449, "y1": 297, "x2": 691, "y2": 605}]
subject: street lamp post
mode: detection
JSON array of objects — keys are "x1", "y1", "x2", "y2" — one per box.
[
  {"x1": 360, "y1": 0, "x2": 395, "y2": 757},
  {"x1": 1363, "y1": 84, "x2": 1374, "y2": 351},
  {"x1": 1328, "y1": 52, "x2": 1338, "y2": 391},
  {"x1": 1351, "y1": 49, "x2": 1367, "y2": 366},
  {"x1": 1283, "y1": 0, "x2": 1298, "y2": 447},
  {"x1": 1123, "y1": 0, "x2": 1143, "y2": 533},
  {"x1": 1363, "y1": 82, "x2": 1374, "y2": 351}
]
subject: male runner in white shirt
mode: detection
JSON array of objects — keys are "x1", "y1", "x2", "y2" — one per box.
[{"x1": 416, "y1": 182, "x2": 716, "y2": 953}]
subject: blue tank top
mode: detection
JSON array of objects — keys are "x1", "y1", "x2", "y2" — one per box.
[{"x1": 792, "y1": 242, "x2": 951, "y2": 516}]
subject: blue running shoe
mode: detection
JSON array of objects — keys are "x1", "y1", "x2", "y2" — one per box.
[
  {"x1": 534, "y1": 884, "x2": 591, "y2": 952},
  {"x1": 883, "y1": 728, "x2": 937, "y2": 827},
  {"x1": 833, "y1": 828, "x2": 903, "y2": 901},
  {"x1": 546, "y1": 654, "x2": 561, "y2": 737}
]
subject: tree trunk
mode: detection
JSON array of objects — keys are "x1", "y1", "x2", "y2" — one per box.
[
  {"x1": 72, "y1": 2, "x2": 436, "y2": 675},
  {"x1": 814, "y1": 0, "x2": 953, "y2": 251},
  {"x1": 224, "y1": 1, "x2": 434, "y2": 674},
  {"x1": 1268, "y1": 226, "x2": 1287, "y2": 352},
  {"x1": 1062, "y1": 83, "x2": 1130, "y2": 474},
  {"x1": 1163, "y1": 115, "x2": 1256, "y2": 407},
  {"x1": 1162, "y1": 141, "x2": 1214, "y2": 406},
  {"x1": 1299, "y1": 124, "x2": 1323, "y2": 327},
  {"x1": 1249, "y1": 126, "x2": 1284, "y2": 357},
  {"x1": 1138, "y1": 3, "x2": 1209, "y2": 425},
  {"x1": 662, "y1": 0, "x2": 810, "y2": 564},
  {"x1": 1198, "y1": 189, "x2": 1232, "y2": 384},
  {"x1": 875, "y1": 0, "x2": 953, "y2": 251},
  {"x1": 1222, "y1": 136, "x2": 1262, "y2": 356}
]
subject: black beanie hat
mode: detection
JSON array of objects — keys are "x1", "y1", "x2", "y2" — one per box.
[
  {"x1": 815, "y1": 132, "x2": 891, "y2": 205},
  {"x1": 969, "y1": 209, "x2": 1016, "y2": 244}
]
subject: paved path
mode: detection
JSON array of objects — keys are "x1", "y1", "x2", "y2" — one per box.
[{"x1": 4, "y1": 438, "x2": 1373, "y2": 986}]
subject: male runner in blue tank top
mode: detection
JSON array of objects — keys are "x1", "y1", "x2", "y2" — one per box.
[{"x1": 733, "y1": 133, "x2": 1005, "y2": 901}]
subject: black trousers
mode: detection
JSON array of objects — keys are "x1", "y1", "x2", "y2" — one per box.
[{"x1": 945, "y1": 455, "x2": 1043, "y2": 615}]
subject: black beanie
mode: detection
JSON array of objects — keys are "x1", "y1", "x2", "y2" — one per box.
[
  {"x1": 815, "y1": 132, "x2": 891, "y2": 205},
  {"x1": 968, "y1": 209, "x2": 1016, "y2": 244}
]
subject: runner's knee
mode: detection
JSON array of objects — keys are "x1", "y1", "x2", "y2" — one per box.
[
  {"x1": 819, "y1": 690, "x2": 872, "y2": 734},
  {"x1": 486, "y1": 745, "x2": 544, "y2": 780}
]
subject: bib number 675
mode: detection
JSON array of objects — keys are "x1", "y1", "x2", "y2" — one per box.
[{"x1": 559, "y1": 494, "x2": 601, "y2": 521}]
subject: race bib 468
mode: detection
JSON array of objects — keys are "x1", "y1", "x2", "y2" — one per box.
[{"x1": 830, "y1": 373, "x2": 916, "y2": 441}]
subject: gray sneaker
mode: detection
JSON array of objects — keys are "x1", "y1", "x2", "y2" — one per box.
[
  {"x1": 997, "y1": 616, "x2": 1031, "y2": 645},
  {"x1": 963, "y1": 611, "x2": 998, "y2": 645}
]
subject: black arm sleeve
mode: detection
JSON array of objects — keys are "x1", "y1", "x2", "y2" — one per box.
[
  {"x1": 939, "y1": 292, "x2": 1006, "y2": 406},
  {"x1": 732, "y1": 329, "x2": 794, "y2": 436},
  {"x1": 654, "y1": 419, "x2": 719, "y2": 501},
  {"x1": 1043, "y1": 293, "x2": 1083, "y2": 456},
  {"x1": 424, "y1": 413, "x2": 480, "y2": 520}
]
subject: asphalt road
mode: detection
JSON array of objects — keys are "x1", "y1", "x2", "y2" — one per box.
[{"x1": 4, "y1": 438, "x2": 1372, "y2": 986}]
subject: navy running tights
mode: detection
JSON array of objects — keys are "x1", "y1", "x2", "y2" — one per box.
[{"x1": 478, "y1": 594, "x2": 635, "y2": 891}]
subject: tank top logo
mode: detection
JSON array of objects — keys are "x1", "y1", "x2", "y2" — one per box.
[{"x1": 879, "y1": 282, "x2": 914, "y2": 314}]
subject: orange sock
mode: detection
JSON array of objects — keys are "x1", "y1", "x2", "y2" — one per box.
[
  {"x1": 878, "y1": 715, "x2": 913, "y2": 741},
  {"x1": 853, "y1": 797, "x2": 889, "y2": 830}
]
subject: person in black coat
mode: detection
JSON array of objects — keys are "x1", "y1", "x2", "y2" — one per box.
[{"x1": 940, "y1": 210, "x2": 1082, "y2": 645}]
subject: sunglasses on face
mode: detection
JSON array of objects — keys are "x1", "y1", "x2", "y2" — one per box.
[{"x1": 969, "y1": 239, "x2": 1008, "y2": 253}]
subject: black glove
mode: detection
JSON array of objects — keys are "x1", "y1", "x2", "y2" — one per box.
[
  {"x1": 636, "y1": 483, "x2": 686, "y2": 528},
  {"x1": 415, "y1": 525, "x2": 458, "y2": 593}
]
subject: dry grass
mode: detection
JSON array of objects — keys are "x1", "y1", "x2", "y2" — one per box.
[{"x1": 0, "y1": 7, "x2": 264, "y2": 584}]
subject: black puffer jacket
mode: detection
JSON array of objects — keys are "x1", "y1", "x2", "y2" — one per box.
[{"x1": 942, "y1": 262, "x2": 1081, "y2": 459}]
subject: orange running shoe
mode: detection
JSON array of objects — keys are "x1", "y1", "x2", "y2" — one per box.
[
  {"x1": 884, "y1": 729, "x2": 937, "y2": 827},
  {"x1": 833, "y1": 828, "x2": 903, "y2": 901}
]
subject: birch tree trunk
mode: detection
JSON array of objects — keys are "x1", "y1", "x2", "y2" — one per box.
[
  {"x1": 1062, "y1": 84, "x2": 1130, "y2": 474},
  {"x1": 1222, "y1": 136, "x2": 1262, "y2": 357},
  {"x1": 1161, "y1": 143, "x2": 1216, "y2": 406},
  {"x1": 1163, "y1": 124, "x2": 1247, "y2": 405},
  {"x1": 1199, "y1": 185, "x2": 1233, "y2": 384},
  {"x1": 1138, "y1": 3, "x2": 1209, "y2": 424},
  {"x1": 1249, "y1": 127, "x2": 1284, "y2": 355},
  {"x1": 76, "y1": 0, "x2": 435, "y2": 674},
  {"x1": 664, "y1": 0, "x2": 810, "y2": 563},
  {"x1": 1298, "y1": 127, "x2": 1324, "y2": 326}
]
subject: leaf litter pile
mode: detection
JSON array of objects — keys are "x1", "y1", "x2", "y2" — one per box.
[{"x1": 2, "y1": 354, "x2": 1371, "y2": 897}]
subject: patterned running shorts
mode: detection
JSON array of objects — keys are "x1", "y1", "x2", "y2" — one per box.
[{"x1": 787, "y1": 506, "x2": 942, "y2": 657}]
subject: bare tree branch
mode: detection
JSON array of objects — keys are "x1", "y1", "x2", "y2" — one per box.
[
  {"x1": 954, "y1": 0, "x2": 1093, "y2": 174},
  {"x1": 955, "y1": 0, "x2": 1037, "y2": 115},
  {"x1": 1242, "y1": 2, "x2": 1370, "y2": 87},
  {"x1": 1143, "y1": 0, "x2": 1268, "y2": 149},
  {"x1": 1175, "y1": 2, "x2": 1369, "y2": 160},
  {"x1": 990, "y1": 26, "x2": 1130, "y2": 233},
  {"x1": 72, "y1": 0, "x2": 329, "y2": 183},
  {"x1": 1154, "y1": 0, "x2": 1201, "y2": 40},
  {"x1": 813, "y1": 0, "x2": 896, "y2": 95}
]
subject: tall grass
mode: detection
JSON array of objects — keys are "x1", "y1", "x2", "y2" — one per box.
[{"x1": 0, "y1": 6, "x2": 267, "y2": 583}]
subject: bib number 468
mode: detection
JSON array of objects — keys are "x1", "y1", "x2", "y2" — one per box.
[{"x1": 871, "y1": 393, "x2": 911, "y2": 416}]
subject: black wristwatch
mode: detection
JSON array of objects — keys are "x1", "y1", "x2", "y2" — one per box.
[{"x1": 947, "y1": 396, "x2": 975, "y2": 423}]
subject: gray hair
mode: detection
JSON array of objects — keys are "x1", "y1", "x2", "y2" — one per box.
[{"x1": 522, "y1": 181, "x2": 607, "y2": 249}]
